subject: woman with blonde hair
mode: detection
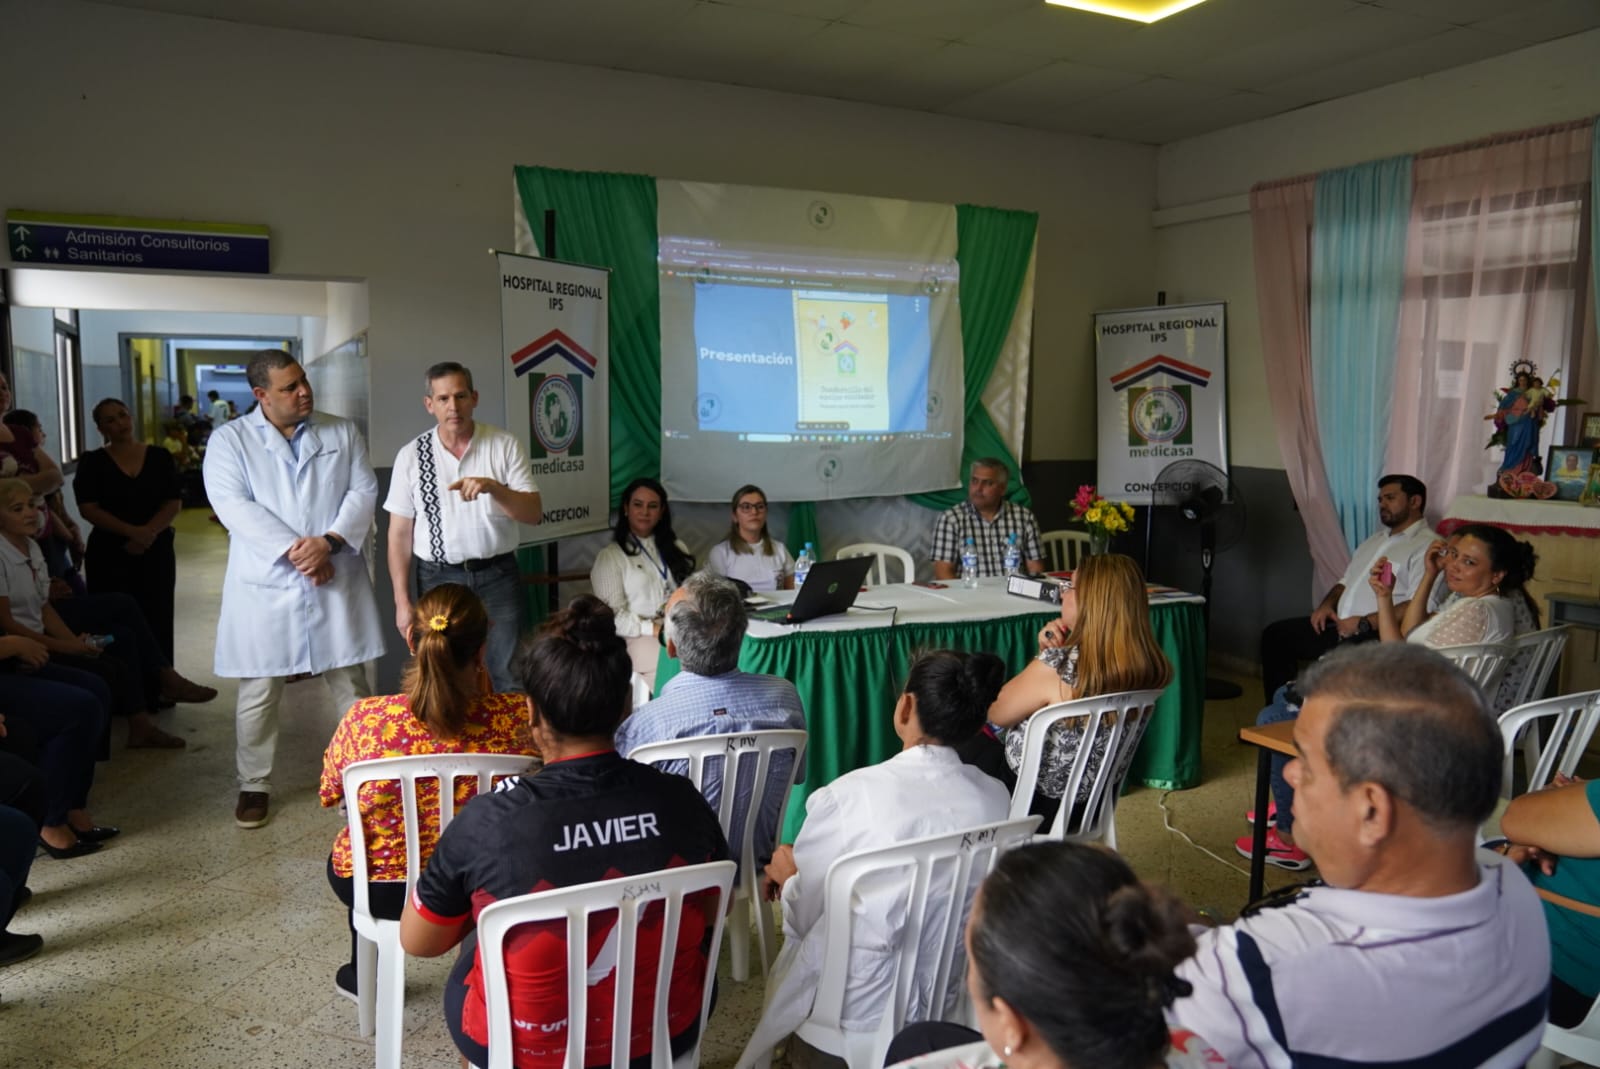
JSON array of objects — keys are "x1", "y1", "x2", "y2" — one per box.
[
  {"x1": 320, "y1": 582, "x2": 538, "y2": 1001},
  {"x1": 706, "y1": 483, "x2": 793, "y2": 591},
  {"x1": 986, "y1": 553, "x2": 1172, "y2": 814}
]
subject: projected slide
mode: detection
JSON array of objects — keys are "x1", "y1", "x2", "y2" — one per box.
[{"x1": 659, "y1": 181, "x2": 965, "y2": 502}]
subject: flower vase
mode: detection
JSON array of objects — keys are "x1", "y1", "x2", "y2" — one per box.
[{"x1": 1088, "y1": 529, "x2": 1111, "y2": 556}]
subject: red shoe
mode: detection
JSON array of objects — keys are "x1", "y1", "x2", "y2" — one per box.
[
  {"x1": 1244, "y1": 801, "x2": 1278, "y2": 825},
  {"x1": 1235, "y1": 829, "x2": 1311, "y2": 871}
]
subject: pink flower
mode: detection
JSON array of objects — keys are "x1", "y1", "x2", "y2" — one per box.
[{"x1": 1073, "y1": 484, "x2": 1096, "y2": 513}]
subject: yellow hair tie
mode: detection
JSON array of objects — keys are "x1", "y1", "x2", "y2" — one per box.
[{"x1": 428, "y1": 614, "x2": 450, "y2": 633}]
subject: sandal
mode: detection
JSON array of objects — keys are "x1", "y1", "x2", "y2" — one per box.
[
  {"x1": 159, "y1": 677, "x2": 218, "y2": 704},
  {"x1": 128, "y1": 729, "x2": 186, "y2": 749}
]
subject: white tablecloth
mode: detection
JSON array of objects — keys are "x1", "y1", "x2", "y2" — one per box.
[{"x1": 1441, "y1": 494, "x2": 1600, "y2": 536}]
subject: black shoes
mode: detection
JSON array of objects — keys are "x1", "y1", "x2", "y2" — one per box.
[
  {"x1": 0, "y1": 932, "x2": 43, "y2": 967},
  {"x1": 37, "y1": 837, "x2": 101, "y2": 860},
  {"x1": 72, "y1": 825, "x2": 120, "y2": 843}
]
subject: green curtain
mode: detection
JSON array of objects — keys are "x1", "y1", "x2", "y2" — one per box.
[
  {"x1": 909, "y1": 203, "x2": 1039, "y2": 511},
  {"x1": 1593, "y1": 119, "x2": 1600, "y2": 331},
  {"x1": 786, "y1": 500, "x2": 821, "y2": 559},
  {"x1": 514, "y1": 166, "x2": 661, "y2": 500}
]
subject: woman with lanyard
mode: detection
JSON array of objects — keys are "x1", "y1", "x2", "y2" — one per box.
[{"x1": 589, "y1": 477, "x2": 694, "y2": 690}]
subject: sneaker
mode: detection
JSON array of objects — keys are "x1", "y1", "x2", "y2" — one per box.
[
  {"x1": 0, "y1": 932, "x2": 43, "y2": 967},
  {"x1": 1244, "y1": 801, "x2": 1279, "y2": 826},
  {"x1": 234, "y1": 791, "x2": 270, "y2": 829},
  {"x1": 1234, "y1": 829, "x2": 1312, "y2": 871},
  {"x1": 334, "y1": 963, "x2": 358, "y2": 1004}
]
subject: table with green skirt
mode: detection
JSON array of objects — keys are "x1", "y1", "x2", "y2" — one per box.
[{"x1": 655, "y1": 578, "x2": 1207, "y2": 842}]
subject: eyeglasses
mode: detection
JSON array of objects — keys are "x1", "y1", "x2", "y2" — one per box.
[{"x1": 736, "y1": 502, "x2": 768, "y2": 513}]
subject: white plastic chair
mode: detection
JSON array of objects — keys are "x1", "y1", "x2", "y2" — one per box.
[
  {"x1": 344, "y1": 753, "x2": 536, "y2": 1069},
  {"x1": 1433, "y1": 642, "x2": 1515, "y2": 695},
  {"x1": 1007, "y1": 688, "x2": 1166, "y2": 849},
  {"x1": 833, "y1": 542, "x2": 914, "y2": 585},
  {"x1": 736, "y1": 816, "x2": 1041, "y2": 1069},
  {"x1": 1528, "y1": 998, "x2": 1600, "y2": 1069},
  {"x1": 1503, "y1": 626, "x2": 1570, "y2": 710},
  {"x1": 630, "y1": 671, "x2": 652, "y2": 708},
  {"x1": 475, "y1": 860, "x2": 737, "y2": 1069},
  {"x1": 626, "y1": 729, "x2": 808, "y2": 983},
  {"x1": 1039, "y1": 530, "x2": 1091, "y2": 573},
  {"x1": 1496, "y1": 689, "x2": 1600, "y2": 800}
]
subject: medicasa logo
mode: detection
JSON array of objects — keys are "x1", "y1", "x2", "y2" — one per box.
[
  {"x1": 1108, "y1": 355, "x2": 1211, "y2": 447},
  {"x1": 510, "y1": 329, "x2": 596, "y2": 461}
]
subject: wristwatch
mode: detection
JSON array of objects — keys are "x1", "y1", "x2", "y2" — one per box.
[
  {"x1": 324, "y1": 533, "x2": 342, "y2": 553},
  {"x1": 1356, "y1": 617, "x2": 1374, "y2": 637}
]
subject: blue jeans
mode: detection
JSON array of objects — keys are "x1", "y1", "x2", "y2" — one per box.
[
  {"x1": 0, "y1": 804, "x2": 35, "y2": 928},
  {"x1": 0, "y1": 664, "x2": 111, "y2": 825},
  {"x1": 1256, "y1": 683, "x2": 1301, "y2": 835},
  {"x1": 415, "y1": 554, "x2": 524, "y2": 693}
]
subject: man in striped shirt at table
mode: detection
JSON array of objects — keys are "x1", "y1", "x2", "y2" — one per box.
[
  {"x1": 930, "y1": 457, "x2": 1044, "y2": 579},
  {"x1": 1168, "y1": 642, "x2": 1549, "y2": 1068}
]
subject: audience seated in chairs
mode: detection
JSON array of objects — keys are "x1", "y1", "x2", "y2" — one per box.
[
  {"x1": 319, "y1": 583, "x2": 541, "y2": 1002},
  {"x1": 1500, "y1": 774, "x2": 1600, "y2": 1030},
  {"x1": 1171, "y1": 643, "x2": 1549, "y2": 1069},
  {"x1": 1242, "y1": 522, "x2": 1538, "y2": 871},
  {"x1": 0, "y1": 803, "x2": 41, "y2": 967},
  {"x1": 743, "y1": 649, "x2": 1012, "y2": 1062},
  {"x1": 399, "y1": 595, "x2": 729, "y2": 1069},
  {"x1": 885, "y1": 841, "x2": 1225, "y2": 1069},
  {"x1": 967, "y1": 553, "x2": 1171, "y2": 818}
]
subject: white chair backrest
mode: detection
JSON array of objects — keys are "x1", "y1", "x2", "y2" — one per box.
[
  {"x1": 626, "y1": 730, "x2": 808, "y2": 881},
  {"x1": 1433, "y1": 642, "x2": 1515, "y2": 694},
  {"x1": 476, "y1": 860, "x2": 737, "y2": 1069},
  {"x1": 1039, "y1": 530, "x2": 1091, "y2": 573},
  {"x1": 799, "y1": 817, "x2": 1040, "y2": 1069},
  {"x1": 631, "y1": 672, "x2": 652, "y2": 708},
  {"x1": 1008, "y1": 688, "x2": 1166, "y2": 846},
  {"x1": 1503, "y1": 626, "x2": 1569, "y2": 710},
  {"x1": 1497, "y1": 689, "x2": 1600, "y2": 799},
  {"x1": 834, "y1": 542, "x2": 914, "y2": 585},
  {"x1": 343, "y1": 753, "x2": 536, "y2": 911}
]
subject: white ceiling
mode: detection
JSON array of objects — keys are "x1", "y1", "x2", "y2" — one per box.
[{"x1": 87, "y1": 0, "x2": 1600, "y2": 144}]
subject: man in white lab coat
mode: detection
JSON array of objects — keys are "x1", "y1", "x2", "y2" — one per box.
[{"x1": 204, "y1": 349, "x2": 385, "y2": 829}]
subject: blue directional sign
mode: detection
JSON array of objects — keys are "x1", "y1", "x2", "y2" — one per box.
[{"x1": 7, "y1": 210, "x2": 269, "y2": 273}]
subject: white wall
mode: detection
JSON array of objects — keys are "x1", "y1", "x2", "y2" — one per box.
[
  {"x1": 0, "y1": 0, "x2": 1156, "y2": 464},
  {"x1": 1154, "y1": 28, "x2": 1600, "y2": 471},
  {"x1": 76, "y1": 311, "x2": 304, "y2": 369}
]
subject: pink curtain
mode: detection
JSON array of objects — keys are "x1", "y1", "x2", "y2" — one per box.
[
  {"x1": 1251, "y1": 178, "x2": 1351, "y2": 597},
  {"x1": 1386, "y1": 121, "x2": 1596, "y2": 514}
]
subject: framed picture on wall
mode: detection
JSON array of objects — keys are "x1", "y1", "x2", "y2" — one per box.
[
  {"x1": 1582, "y1": 463, "x2": 1600, "y2": 508},
  {"x1": 1548, "y1": 445, "x2": 1596, "y2": 501},
  {"x1": 1581, "y1": 412, "x2": 1600, "y2": 448}
]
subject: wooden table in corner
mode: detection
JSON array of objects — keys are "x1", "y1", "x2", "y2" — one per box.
[{"x1": 1239, "y1": 719, "x2": 1298, "y2": 903}]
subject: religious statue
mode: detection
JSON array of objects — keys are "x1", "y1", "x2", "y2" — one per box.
[{"x1": 1485, "y1": 359, "x2": 1584, "y2": 498}]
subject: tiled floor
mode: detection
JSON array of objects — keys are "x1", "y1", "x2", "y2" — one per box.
[{"x1": 0, "y1": 509, "x2": 1304, "y2": 1067}]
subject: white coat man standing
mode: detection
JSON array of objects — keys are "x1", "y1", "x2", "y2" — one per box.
[
  {"x1": 204, "y1": 349, "x2": 385, "y2": 829},
  {"x1": 384, "y1": 362, "x2": 540, "y2": 692}
]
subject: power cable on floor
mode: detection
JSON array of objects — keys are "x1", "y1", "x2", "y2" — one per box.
[{"x1": 1158, "y1": 789, "x2": 1253, "y2": 878}]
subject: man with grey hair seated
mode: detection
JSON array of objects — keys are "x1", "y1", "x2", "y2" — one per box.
[
  {"x1": 616, "y1": 571, "x2": 806, "y2": 864},
  {"x1": 1168, "y1": 642, "x2": 1550, "y2": 1068}
]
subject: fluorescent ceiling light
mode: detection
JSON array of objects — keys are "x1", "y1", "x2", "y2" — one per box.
[{"x1": 1044, "y1": 0, "x2": 1212, "y2": 23}]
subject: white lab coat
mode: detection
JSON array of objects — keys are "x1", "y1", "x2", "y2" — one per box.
[
  {"x1": 738, "y1": 746, "x2": 1011, "y2": 1068},
  {"x1": 204, "y1": 408, "x2": 385, "y2": 678}
]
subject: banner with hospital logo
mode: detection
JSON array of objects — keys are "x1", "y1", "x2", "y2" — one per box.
[
  {"x1": 497, "y1": 250, "x2": 611, "y2": 543},
  {"x1": 1093, "y1": 303, "x2": 1228, "y2": 496}
]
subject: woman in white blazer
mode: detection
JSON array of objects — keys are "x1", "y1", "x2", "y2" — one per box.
[
  {"x1": 589, "y1": 476, "x2": 694, "y2": 688},
  {"x1": 740, "y1": 649, "x2": 1013, "y2": 1067}
]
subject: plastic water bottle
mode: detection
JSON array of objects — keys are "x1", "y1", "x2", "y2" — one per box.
[
  {"x1": 794, "y1": 542, "x2": 814, "y2": 589},
  {"x1": 961, "y1": 538, "x2": 979, "y2": 589},
  {"x1": 1003, "y1": 533, "x2": 1021, "y2": 575}
]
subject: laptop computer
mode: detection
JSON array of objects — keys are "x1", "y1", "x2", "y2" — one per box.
[{"x1": 750, "y1": 554, "x2": 876, "y2": 625}]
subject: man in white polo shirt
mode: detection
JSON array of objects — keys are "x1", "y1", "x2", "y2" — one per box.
[
  {"x1": 1170, "y1": 642, "x2": 1550, "y2": 1068},
  {"x1": 385, "y1": 362, "x2": 541, "y2": 691},
  {"x1": 1258, "y1": 473, "x2": 1435, "y2": 703}
]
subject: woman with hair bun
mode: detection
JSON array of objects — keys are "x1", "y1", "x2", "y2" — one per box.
[
  {"x1": 320, "y1": 582, "x2": 537, "y2": 1001},
  {"x1": 400, "y1": 595, "x2": 729, "y2": 1069},
  {"x1": 744, "y1": 649, "x2": 1013, "y2": 1062},
  {"x1": 886, "y1": 841, "x2": 1225, "y2": 1069}
]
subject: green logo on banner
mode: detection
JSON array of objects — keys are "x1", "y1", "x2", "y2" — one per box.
[
  {"x1": 1128, "y1": 385, "x2": 1191, "y2": 446},
  {"x1": 530, "y1": 373, "x2": 583, "y2": 460}
]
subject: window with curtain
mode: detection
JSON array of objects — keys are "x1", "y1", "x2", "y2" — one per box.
[{"x1": 1386, "y1": 123, "x2": 1595, "y2": 513}]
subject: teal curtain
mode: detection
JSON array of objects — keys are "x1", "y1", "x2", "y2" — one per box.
[
  {"x1": 514, "y1": 166, "x2": 660, "y2": 500},
  {"x1": 1311, "y1": 156, "x2": 1411, "y2": 549},
  {"x1": 909, "y1": 204, "x2": 1039, "y2": 511}
]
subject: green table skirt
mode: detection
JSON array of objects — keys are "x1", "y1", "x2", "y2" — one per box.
[{"x1": 656, "y1": 601, "x2": 1206, "y2": 841}]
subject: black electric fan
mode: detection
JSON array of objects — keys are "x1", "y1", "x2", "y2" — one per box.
[{"x1": 1147, "y1": 460, "x2": 1247, "y2": 701}]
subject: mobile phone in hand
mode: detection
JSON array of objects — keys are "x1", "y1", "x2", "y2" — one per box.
[{"x1": 1378, "y1": 561, "x2": 1394, "y2": 588}]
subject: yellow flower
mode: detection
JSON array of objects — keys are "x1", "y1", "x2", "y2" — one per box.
[
  {"x1": 428, "y1": 614, "x2": 450, "y2": 632},
  {"x1": 1087, "y1": 506, "x2": 1103, "y2": 524},
  {"x1": 1120, "y1": 502, "x2": 1134, "y2": 521}
]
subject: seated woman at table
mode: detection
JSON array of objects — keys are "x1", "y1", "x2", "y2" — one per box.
[
  {"x1": 590, "y1": 476, "x2": 695, "y2": 689},
  {"x1": 979, "y1": 553, "x2": 1172, "y2": 819},
  {"x1": 743, "y1": 649, "x2": 1012, "y2": 1064},
  {"x1": 706, "y1": 484, "x2": 792, "y2": 592},
  {"x1": 1500, "y1": 775, "x2": 1600, "y2": 1030},
  {"x1": 319, "y1": 582, "x2": 540, "y2": 1001},
  {"x1": 884, "y1": 841, "x2": 1224, "y2": 1069},
  {"x1": 399, "y1": 595, "x2": 729, "y2": 1069},
  {"x1": 1242, "y1": 522, "x2": 1539, "y2": 871}
]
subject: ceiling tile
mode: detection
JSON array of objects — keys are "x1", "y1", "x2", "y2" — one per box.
[
  {"x1": 498, "y1": 0, "x2": 702, "y2": 67},
  {"x1": 842, "y1": 0, "x2": 1038, "y2": 41},
  {"x1": 940, "y1": 60, "x2": 1148, "y2": 122},
  {"x1": 1084, "y1": 0, "x2": 1362, "y2": 77},
  {"x1": 1050, "y1": 77, "x2": 1237, "y2": 136},
  {"x1": 617, "y1": 2, "x2": 831, "y2": 80},
  {"x1": 1117, "y1": 90, "x2": 1302, "y2": 144},
  {"x1": 1471, "y1": 0, "x2": 1600, "y2": 42},
  {"x1": 1258, "y1": 26, "x2": 1517, "y2": 104},
  {"x1": 709, "y1": 0, "x2": 873, "y2": 18},
  {"x1": 960, "y1": 4, "x2": 1145, "y2": 61},
  {"x1": 1364, "y1": 0, "x2": 1517, "y2": 23},
  {"x1": 847, "y1": 43, "x2": 1050, "y2": 111},
  {"x1": 735, "y1": 22, "x2": 948, "y2": 97}
]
